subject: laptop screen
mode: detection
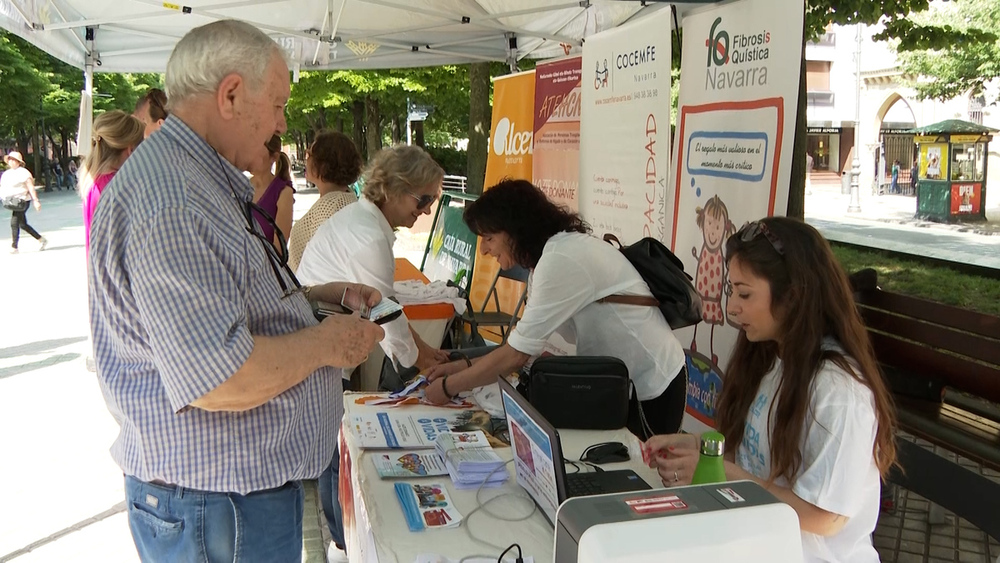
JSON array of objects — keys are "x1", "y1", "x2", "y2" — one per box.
[{"x1": 498, "y1": 377, "x2": 566, "y2": 525}]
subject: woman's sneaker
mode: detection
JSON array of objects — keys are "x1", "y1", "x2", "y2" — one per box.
[
  {"x1": 9, "y1": 248, "x2": 18, "y2": 255},
  {"x1": 38, "y1": 237, "x2": 47, "y2": 251}
]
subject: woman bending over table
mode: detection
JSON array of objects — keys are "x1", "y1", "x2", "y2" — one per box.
[
  {"x1": 424, "y1": 179, "x2": 688, "y2": 438},
  {"x1": 645, "y1": 217, "x2": 897, "y2": 563}
]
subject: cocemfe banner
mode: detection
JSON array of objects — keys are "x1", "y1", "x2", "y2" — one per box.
[
  {"x1": 533, "y1": 55, "x2": 582, "y2": 211},
  {"x1": 469, "y1": 71, "x2": 535, "y2": 328},
  {"x1": 578, "y1": 8, "x2": 672, "y2": 244},
  {"x1": 670, "y1": 0, "x2": 803, "y2": 431}
]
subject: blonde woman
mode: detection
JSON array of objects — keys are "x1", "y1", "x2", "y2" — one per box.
[{"x1": 81, "y1": 110, "x2": 145, "y2": 251}]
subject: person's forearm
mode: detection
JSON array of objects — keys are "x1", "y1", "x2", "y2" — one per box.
[
  {"x1": 724, "y1": 462, "x2": 847, "y2": 536},
  {"x1": 191, "y1": 326, "x2": 330, "y2": 412},
  {"x1": 448, "y1": 344, "x2": 529, "y2": 394}
]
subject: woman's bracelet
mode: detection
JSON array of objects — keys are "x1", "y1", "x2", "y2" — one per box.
[
  {"x1": 441, "y1": 374, "x2": 456, "y2": 400},
  {"x1": 454, "y1": 353, "x2": 473, "y2": 368}
]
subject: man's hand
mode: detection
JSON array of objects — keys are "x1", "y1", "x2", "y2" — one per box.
[
  {"x1": 424, "y1": 360, "x2": 467, "y2": 382},
  {"x1": 309, "y1": 282, "x2": 382, "y2": 310},
  {"x1": 315, "y1": 312, "x2": 384, "y2": 368}
]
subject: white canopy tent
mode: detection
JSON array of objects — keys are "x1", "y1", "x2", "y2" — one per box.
[{"x1": 0, "y1": 0, "x2": 717, "y2": 153}]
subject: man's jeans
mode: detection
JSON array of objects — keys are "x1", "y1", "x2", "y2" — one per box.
[{"x1": 125, "y1": 476, "x2": 303, "y2": 563}]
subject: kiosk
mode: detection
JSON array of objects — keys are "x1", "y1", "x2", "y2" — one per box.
[{"x1": 909, "y1": 119, "x2": 995, "y2": 223}]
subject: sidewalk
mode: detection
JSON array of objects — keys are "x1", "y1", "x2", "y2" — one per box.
[{"x1": 805, "y1": 180, "x2": 1000, "y2": 270}]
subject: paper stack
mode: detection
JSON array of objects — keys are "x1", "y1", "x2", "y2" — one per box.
[{"x1": 435, "y1": 430, "x2": 508, "y2": 489}]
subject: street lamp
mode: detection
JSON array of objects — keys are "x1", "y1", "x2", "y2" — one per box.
[{"x1": 848, "y1": 22, "x2": 863, "y2": 213}]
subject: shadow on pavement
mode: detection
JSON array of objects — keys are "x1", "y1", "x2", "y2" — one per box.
[
  {"x1": 0, "y1": 337, "x2": 88, "y2": 359},
  {"x1": 0, "y1": 353, "x2": 82, "y2": 380}
]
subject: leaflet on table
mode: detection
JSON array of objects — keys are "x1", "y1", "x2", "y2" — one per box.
[
  {"x1": 352, "y1": 376, "x2": 477, "y2": 409},
  {"x1": 372, "y1": 450, "x2": 449, "y2": 478},
  {"x1": 394, "y1": 482, "x2": 463, "y2": 532},
  {"x1": 435, "y1": 430, "x2": 509, "y2": 489},
  {"x1": 349, "y1": 409, "x2": 510, "y2": 449}
]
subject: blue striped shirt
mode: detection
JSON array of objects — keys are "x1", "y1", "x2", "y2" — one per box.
[{"x1": 89, "y1": 116, "x2": 340, "y2": 494}]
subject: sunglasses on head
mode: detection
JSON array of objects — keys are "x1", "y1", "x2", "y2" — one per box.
[
  {"x1": 737, "y1": 220, "x2": 784, "y2": 256},
  {"x1": 406, "y1": 190, "x2": 437, "y2": 210}
]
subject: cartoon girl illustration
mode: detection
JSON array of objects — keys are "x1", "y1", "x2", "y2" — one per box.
[{"x1": 691, "y1": 195, "x2": 735, "y2": 366}]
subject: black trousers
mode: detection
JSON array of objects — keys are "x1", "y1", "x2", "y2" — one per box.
[
  {"x1": 627, "y1": 364, "x2": 688, "y2": 440},
  {"x1": 10, "y1": 208, "x2": 41, "y2": 249}
]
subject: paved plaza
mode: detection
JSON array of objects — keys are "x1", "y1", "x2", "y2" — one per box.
[{"x1": 0, "y1": 184, "x2": 998, "y2": 562}]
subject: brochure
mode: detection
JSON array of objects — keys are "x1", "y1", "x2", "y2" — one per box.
[
  {"x1": 394, "y1": 482, "x2": 463, "y2": 532},
  {"x1": 372, "y1": 450, "x2": 448, "y2": 478},
  {"x1": 348, "y1": 409, "x2": 510, "y2": 449},
  {"x1": 435, "y1": 430, "x2": 508, "y2": 490}
]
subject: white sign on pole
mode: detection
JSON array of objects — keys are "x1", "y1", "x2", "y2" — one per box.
[
  {"x1": 578, "y1": 8, "x2": 672, "y2": 244},
  {"x1": 670, "y1": 0, "x2": 803, "y2": 432}
]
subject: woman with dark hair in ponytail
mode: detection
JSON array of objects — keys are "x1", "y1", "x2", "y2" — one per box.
[
  {"x1": 645, "y1": 216, "x2": 897, "y2": 562},
  {"x1": 249, "y1": 133, "x2": 295, "y2": 251}
]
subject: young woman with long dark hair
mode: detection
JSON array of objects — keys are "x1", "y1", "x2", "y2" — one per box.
[{"x1": 645, "y1": 216, "x2": 897, "y2": 562}]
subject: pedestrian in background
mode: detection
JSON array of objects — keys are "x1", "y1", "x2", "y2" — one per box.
[
  {"x1": 891, "y1": 160, "x2": 900, "y2": 194},
  {"x1": 1, "y1": 151, "x2": 46, "y2": 254}
]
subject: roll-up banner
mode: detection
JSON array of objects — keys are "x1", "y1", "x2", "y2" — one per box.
[
  {"x1": 671, "y1": 0, "x2": 803, "y2": 431},
  {"x1": 532, "y1": 55, "x2": 582, "y2": 212},
  {"x1": 579, "y1": 8, "x2": 673, "y2": 244},
  {"x1": 468, "y1": 71, "x2": 536, "y2": 328}
]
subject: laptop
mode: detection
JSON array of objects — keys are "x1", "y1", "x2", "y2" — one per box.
[{"x1": 497, "y1": 376, "x2": 652, "y2": 525}]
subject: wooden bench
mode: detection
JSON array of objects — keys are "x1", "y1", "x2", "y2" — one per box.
[{"x1": 850, "y1": 269, "x2": 1000, "y2": 541}]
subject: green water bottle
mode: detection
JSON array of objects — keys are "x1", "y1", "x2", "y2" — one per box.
[{"x1": 690, "y1": 431, "x2": 727, "y2": 485}]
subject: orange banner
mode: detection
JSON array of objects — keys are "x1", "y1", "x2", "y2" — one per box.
[{"x1": 469, "y1": 71, "x2": 535, "y2": 337}]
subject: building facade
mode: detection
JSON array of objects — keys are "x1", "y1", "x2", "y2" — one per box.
[{"x1": 806, "y1": 21, "x2": 999, "y2": 219}]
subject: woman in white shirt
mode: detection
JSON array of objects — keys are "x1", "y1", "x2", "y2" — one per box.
[
  {"x1": 1, "y1": 151, "x2": 46, "y2": 254},
  {"x1": 645, "y1": 217, "x2": 898, "y2": 562},
  {"x1": 424, "y1": 179, "x2": 688, "y2": 437},
  {"x1": 298, "y1": 145, "x2": 450, "y2": 383}
]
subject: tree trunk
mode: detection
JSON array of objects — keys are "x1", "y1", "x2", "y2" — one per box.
[
  {"x1": 335, "y1": 114, "x2": 344, "y2": 133},
  {"x1": 32, "y1": 120, "x2": 45, "y2": 190},
  {"x1": 786, "y1": 41, "x2": 807, "y2": 220},
  {"x1": 365, "y1": 95, "x2": 382, "y2": 158},
  {"x1": 351, "y1": 100, "x2": 366, "y2": 159},
  {"x1": 390, "y1": 116, "x2": 401, "y2": 145},
  {"x1": 411, "y1": 121, "x2": 425, "y2": 148},
  {"x1": 466, "y1": 62, "x2": 491, "y2": 196}
]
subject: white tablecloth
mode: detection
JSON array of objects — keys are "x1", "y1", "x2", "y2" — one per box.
[{"x1": 338, "y1": 393, "x2": 665, "y2": 563}]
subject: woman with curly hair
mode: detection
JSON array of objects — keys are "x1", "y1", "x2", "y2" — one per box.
[
  {"x1": 424, "y1": 179, "x2": 688, "y2": 438},
  {"x1": 645, "y1": 217, "x2": 897, "y2": 562},
  {"x1": 287, "y1": 131, "x2": 362, "y2": 272}
]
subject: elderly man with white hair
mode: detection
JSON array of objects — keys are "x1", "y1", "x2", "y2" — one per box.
[{"x1": 88, "y1": 20, "x2": 384, "y2": 562}]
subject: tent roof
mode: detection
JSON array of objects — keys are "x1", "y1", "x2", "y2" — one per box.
[
  {"x1": 908, "y1": 119, "x2": 998, "y2": 136},
  {"x1": 0, "y1": 0, "x2": 717, "y2": 73}
]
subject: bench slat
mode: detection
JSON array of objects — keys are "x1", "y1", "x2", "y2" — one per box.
[
  {"x1": 860, "y1": 306, "x2": 1000, "y2": 367},
  {"x1": 857, "y1": 290, "x2": 1000, "y2": 340},
  {"x1": 868, "y1": 332, "x2": 1000, "y2": 405}
]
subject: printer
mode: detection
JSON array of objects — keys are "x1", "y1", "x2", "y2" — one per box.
[{"x1": 554, "y1": 480, "x2": 803, "y2": 562}]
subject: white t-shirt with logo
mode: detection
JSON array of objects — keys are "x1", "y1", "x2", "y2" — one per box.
[
  {"x1": 736, "y1": 341, "x2": 881, "y2": 563},
  {"x1": 506, "y1": 231, "x2": 686, "y2": 401}
]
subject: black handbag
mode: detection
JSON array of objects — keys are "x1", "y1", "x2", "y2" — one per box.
[
  {"x1": 525, "y1": 356, "x2": 631, "y2": 430},
  {"x1": 2, "y1": 196, "x2": 29, "y2": 212},
  {"x1": 600, "y1": 234, "x2": 703, "y2": 329}
]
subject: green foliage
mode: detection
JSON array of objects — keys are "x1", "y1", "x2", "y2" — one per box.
[
  {"x1": 424, "y1": 146, "x2": 467, "y2": 177},
  {"x1": 893, "y1": 0, "x2": 1000, "y2": 102},
  {"x1": 831, "y1": 243, "x2": 1000, "y2": 315}
]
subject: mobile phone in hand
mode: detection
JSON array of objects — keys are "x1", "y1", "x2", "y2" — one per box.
[{"x1": 342, "y1": 287, "x2": 404, "y2": 325}]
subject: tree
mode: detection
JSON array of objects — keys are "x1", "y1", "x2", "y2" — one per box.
[
  {"x1": 467, "y1": 63, "x2": 490, "y2": 195},
  {"x1": 894, "y1": 0, "x2": 999, "y2": 103},
  {"x1": 778, "y1": 0, "x2": 994, "y2": 219}
]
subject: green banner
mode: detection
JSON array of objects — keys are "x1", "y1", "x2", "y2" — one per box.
[{"x1": 423, "y1": 194, "x2": 477, "y2": 291}]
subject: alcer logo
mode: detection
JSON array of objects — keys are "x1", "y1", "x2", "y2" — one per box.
[
  {"x1": 706, "y1": 17, "x2": 729, "y2": 67},
  {"x1": 492, "y1": 117, "x2": 533, "y2": 156}
]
